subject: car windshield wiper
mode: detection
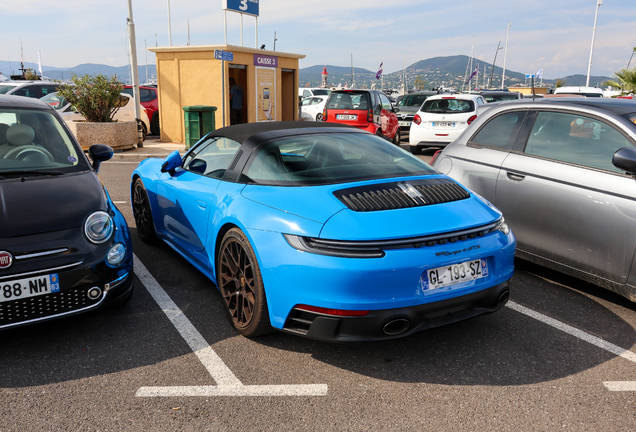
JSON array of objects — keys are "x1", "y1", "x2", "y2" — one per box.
[{"x1": 0, "y1": 170, "x2": 65, "y2": 180}]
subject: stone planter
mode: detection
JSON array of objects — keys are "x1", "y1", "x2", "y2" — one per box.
[{"x1": 66, "y1": 121, "x2": 137, "y2": 151}]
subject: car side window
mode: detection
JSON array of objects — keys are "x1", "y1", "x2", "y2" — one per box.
[
  {"x1": 183, "y1": 137, "x2": 241, "y2": 179},
  {"x1": 140, "y1": 89, "x2": 153, "y2": 103},
  {"x1": 301, "y1": 98, "x2": 311, "y2": 106},
  {"x1": 470, "y1": 111, "x2": 527, "y2": 150},
  {"x1": 524, "y1": 111, "x2": 635, "y2": 173},
  {"x1": 41, "y1": 85, "x2": 59, "y2": 96},
  {"x1": 379, "y1": 93, "x2": 392, "y2": 111},
  {"x1": 303, "y1": 90, "x2": 311, "y2": 98},
  {"x1": 13, "y1": 86, "x2": 39, "y2": 98}
]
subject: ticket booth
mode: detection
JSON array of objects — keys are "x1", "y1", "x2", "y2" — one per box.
[{"x1": 148, "y1": 44, "x2": 306, "y2": 143}]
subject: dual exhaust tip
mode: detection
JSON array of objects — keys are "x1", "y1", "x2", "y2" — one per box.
[{"x1": 381, "y1": 289, "x2": 510, "y2": 336}]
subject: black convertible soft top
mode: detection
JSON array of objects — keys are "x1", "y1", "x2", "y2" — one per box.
[{"x1": 206, "y1": 121, "x2": 356, "y2": 144}]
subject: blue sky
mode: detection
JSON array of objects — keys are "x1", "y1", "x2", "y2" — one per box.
[{"x1": 1, "y1": 0, "x2": 634, "y2": 79}]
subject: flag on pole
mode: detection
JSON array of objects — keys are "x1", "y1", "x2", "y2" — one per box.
[
  {"x1": 535, "y1": 69, "x2": 543, "y2": 80},
  {"x1": 37, "y1": 51, "x2": 43, "y2": 79},
  {"x1": 464, "y1": 65, "x2": 478, "y2": 85},
  {"x1": 376, "y1": 62, "x2": 383, "y2": 80}
]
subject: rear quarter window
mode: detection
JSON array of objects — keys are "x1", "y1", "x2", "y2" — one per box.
[{"x1": 469, "y1": 111, "x2": 527, "y2": 150}]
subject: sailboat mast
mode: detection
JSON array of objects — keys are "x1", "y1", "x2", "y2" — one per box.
[{"x1": 501, "y1": 22, "x2": 511, "y2": 90}]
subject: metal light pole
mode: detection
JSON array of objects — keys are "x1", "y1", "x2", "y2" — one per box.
[
  {"x1": 501, "y1": 22, "x2": 511, "y2": 90},
  {"x1": 127, "y1": 0, "x2": 143, "y2": 147},
  {"x1": 167, "y1": 0, "x2": 172, "y2": 46},
  {"x1": 586, "y1": 0, "x2": 603, "y2": 87}
]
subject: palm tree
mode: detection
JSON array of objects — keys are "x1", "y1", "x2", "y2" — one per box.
[{"x1": 603, "y1": 67, "x2": 636, "y2": 94}]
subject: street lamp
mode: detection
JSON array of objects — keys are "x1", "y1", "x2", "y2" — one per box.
[{"x1": 586, "y1": 0, "x2": 603, "y2": 88}]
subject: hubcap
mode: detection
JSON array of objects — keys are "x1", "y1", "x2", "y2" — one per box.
[{"x1": 219, "y1": 239, "x2": 255, "y2": 328}]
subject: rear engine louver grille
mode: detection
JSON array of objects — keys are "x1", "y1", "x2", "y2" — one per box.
[{"x1": 334, "y1": 178, "x2": 470, "y2": 212}]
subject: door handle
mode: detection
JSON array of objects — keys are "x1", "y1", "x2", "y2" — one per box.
[
  {"x1": 506, "y1": 171, "x2": 525, "y2": 181},
  {"x1": 196, "y1": 200, "x2": 207, "y2": 209}
]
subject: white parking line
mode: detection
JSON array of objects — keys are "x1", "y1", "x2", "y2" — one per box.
[
  {"x1": 132, "y1": 254, "x2": 328, "y2": 397},
  {"x1": 507, "y1": 301, "x2": 636, "y2": 391},
  {"x1": 507, "y1": 301, "x2": 636, "y2": 364}
]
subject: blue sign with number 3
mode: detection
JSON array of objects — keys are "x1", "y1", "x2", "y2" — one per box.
[{"x1": 223, "y1": 0, "x2": 259, "y2": 17}]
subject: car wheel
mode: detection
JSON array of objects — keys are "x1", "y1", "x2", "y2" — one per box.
[
  {"x1": 392, "y1": 128, "x2": 401, "y2": 145},
  {"x1": 315, "y1": 113, "x2": 323, "y2": 122},
  {"x1": 132, "y1": 178, "x2": 157, "y2": 243},
  {"x1": 410, "y1": 146, "x2": 422, "y2": 155},
  {"x1": 376, "y1": 129, "x2": 385, "y2": 140},
  {"x1": 150, "y1": 112, "x2": 160, "y2": 135},
  {"x1": 217, "y1": 228, "x2": 272, "y2": 338},
  {"x1": 141, "y1": 122, "x2": 147, "y2": 141}
]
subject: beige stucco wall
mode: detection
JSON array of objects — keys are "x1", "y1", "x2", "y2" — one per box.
[{"x1": 151, "y1": 45, "x2": 304, "y2": 143}]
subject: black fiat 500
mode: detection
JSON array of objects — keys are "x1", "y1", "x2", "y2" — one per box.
[{"x1": 0, "y1": 95, "x2": 133, "y2": 329}]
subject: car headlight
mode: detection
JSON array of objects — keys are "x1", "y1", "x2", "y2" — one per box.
[
  {"x1": 494, "y1": 218, "x2": 510, "y2": 235},
  {"x1": 84, "y1": 211, "x2": 114, "y2": 244},
  {"x1": 106, "y1": 243, "x2": 126, "y2": 267}
]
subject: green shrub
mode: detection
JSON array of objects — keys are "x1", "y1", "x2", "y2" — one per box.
[{"x1": 57, "y1": 74, "x2": 124, "y2": 123}]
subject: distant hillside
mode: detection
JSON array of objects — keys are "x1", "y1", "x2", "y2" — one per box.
[
  {"x1": 0, "y1": 60, "x2": 157, "y2": 84},
  {"x1": 301, "y1": 55, "x2": 613, "y2": 90}
]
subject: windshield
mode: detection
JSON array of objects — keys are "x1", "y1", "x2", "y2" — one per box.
[
  {"x1": 422, "y1": 98, "x2": 475, "y2": 114},
  {"x1": 0, "y1": 85, "x2": 17, "y2": 95},
  {"x1": 397, "y1": 94, "x2": 430, "y2": 108},
  {"x1": 312, "y1": 89, "x2": 331, "y2": 96},
  {"x1": 0, "y1": 108, "x2": 87, "y2": 175},
  {"x1": 483, "y1": 94, "x2": 519, "y2": 103},
  {"x1": 40, "y1": 92, "x2": 69, "y2": 110},
  {"x1": 244, "y1": 132, "x2": 436, "y2": 186},
  {"x1": 326, "y1": 92, "x2": 370, "y2": 110}
]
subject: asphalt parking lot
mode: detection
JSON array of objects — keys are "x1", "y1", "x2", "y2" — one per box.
[{"x1": 3, "y1": 143, "x2": 636, "y2": 431}]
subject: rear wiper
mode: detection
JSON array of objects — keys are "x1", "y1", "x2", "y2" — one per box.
[{"x1": 0, "y1": 170, "x2": 65, "y2": 180}]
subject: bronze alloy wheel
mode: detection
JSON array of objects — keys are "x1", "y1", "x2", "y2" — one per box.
[
  {"x1": 132, "y1": 178, "x2": 156, "y2": 243},
  {"x1": 217, "y1": 228, "x2": 271, "y2": 337}
]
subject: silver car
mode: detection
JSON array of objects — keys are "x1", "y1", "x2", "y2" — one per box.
[{"x1": 433, "y1": 98, "x2": 636, "y2": 301}]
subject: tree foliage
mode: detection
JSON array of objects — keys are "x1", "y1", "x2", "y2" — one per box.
[
  {"x1": 555, "y1": 79, "x2": 565, "y2": 88},
  {"x1": 603, "y1": 67, "x2": 636, "y2": 94},
  {"x1": 24, "y1": 68, "x2": 39, "y2": 80},
  {"x1": 56, "y1": 74, "x2": 124, "y2": 123},
  {"x1": 413, "y1": 75, "x2": 428, "y2": 90}
]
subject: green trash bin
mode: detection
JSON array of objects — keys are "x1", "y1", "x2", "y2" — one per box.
[{"x1": 183, "y1": 105, "x2": 217, "y2": 149}]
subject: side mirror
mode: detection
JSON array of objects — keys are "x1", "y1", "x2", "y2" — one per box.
[
  {"x1": 88, "y1": 144, "x2": 114, "y2": 173},
  {"x1": 161, "y1": 151, "x2": 183, "y2": 176},
  {"x1": 394, "y1": 107, "x2": 400, "y2": 113},
  {"x1": 613, "y1": 147, "x2": 636, "y2": 175}
]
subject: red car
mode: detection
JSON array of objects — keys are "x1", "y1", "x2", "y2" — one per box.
[
  {"x1": 123, "y1": 85, "x2": 160, "y2": 135},
  {"x1": 322, "y1": 90, "x2": 401, "y2": 144}
]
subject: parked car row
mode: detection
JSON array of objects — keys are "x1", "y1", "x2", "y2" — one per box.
[
  {"x1": 0, "y1": 80, "x2": 160, "y2": 137},
  {"x1": 3, "y1": 89, "x2": 636, "y2": 340}
]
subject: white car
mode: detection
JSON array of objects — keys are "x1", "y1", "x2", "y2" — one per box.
[
  {"x1": 41, "y1": 92, "x2": 150, "y2": 140},
  {"x1": 300, "y1": 95, "x2": 328, "y2": 122},
  {"x1": 408, "y1": 93, "x2": 486, "y2": 154},
  {"x1": 554, "y1": 86, "x2": 604, "y2": 98},
  {"x1": 299, "y1": 87, "x2": 331, "y2": 99}
]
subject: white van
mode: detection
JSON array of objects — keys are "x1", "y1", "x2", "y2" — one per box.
[{"x1": 554, "y1": 86, "x2": 604, "y2": 98}]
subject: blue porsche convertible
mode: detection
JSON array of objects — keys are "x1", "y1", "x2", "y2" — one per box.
[{"x1": 131, "y1": 122, "x2": 515, "y2": 341}]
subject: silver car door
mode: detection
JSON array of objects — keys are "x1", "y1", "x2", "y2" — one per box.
[
  {"x1": 439, "y1": 109, "x2": 528, "y2": 202},
  {"x1": 495, "y1": 109, "x2": 636, "y2": 284}
]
